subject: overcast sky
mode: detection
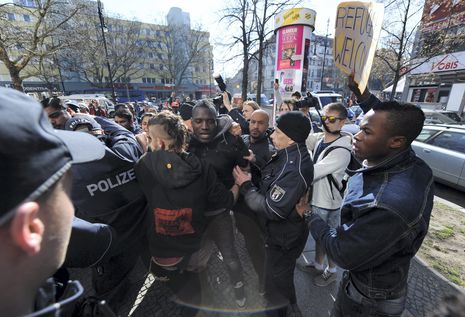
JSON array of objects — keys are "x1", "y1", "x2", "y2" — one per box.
[{"x1": 102, "y1": 0, "x2": 350, "y2": 77}]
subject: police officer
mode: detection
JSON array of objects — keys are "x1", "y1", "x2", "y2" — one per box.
[
  {"x1": 63, "y1": 115, "x2": 147, "y2": 311},
  {"x1": 0, "y1": 88, "x2": 105, "y2": 316},
  {"x1": 233, "y1": 111, "x2": 313, "y2": 316}
]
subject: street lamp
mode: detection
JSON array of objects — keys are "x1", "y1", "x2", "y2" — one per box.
[{"x1": 97, "y1": 0, "x2": 116, "y2": 102}]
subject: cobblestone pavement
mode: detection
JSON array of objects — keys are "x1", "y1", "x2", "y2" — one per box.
[{"x1": 70, "y1": 228, "x2": 464, "y2": 317}]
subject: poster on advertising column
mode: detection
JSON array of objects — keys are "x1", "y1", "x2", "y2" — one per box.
[
  {"x1": 333, "y1": 2, "x2": 384, "y2": 93},
  {"x1": 275, "y1": 24, "x2": 314, "y2": 99}
]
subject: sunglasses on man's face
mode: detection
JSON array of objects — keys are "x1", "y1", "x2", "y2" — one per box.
[
  {"x1": 48, "y1": 110, "x2": 64, "y2": 119},
  {"x1": 321, "y1": 116, "x2": 344, "y2": 123}
]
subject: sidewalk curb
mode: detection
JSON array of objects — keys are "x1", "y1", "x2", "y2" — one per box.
[
  {"x1": 414, "y1": 255, "x2": 465, "y2": 295},
  {"x1": 434, "y1": 196, "x2": 465, "y2": 214}
]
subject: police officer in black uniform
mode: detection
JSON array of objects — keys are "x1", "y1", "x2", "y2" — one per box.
[
  {"x1": 63, "y1": 115, "x2": 147, "y2": 311},
  {"x1": 234, "y1": 111, "x2": 313, "y2": 317}
]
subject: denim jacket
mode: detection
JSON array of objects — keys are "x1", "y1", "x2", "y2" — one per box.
[{"x1": 309, "y1": 147, "x2": 434, "y2": 295}]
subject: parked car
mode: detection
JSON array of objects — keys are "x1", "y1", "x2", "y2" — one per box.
[
  {"x1": 247, "y1": 93, "x2": 270, "y2": 106},
  {"x1": 412, "y1": 124, "x2": 465, "y2": 192},
  {"x1": 349, "y1": 105, "x2": 364, "y2": 118},
  {"x1": 422, "y1": 109, "x2": 460, "y2": 125},
  {"x1": 311, "y1": 91, "x2": 343, "y2": 109},
  {"x1": 439, "y1": 110, "x2": 463, "y2": 123}
]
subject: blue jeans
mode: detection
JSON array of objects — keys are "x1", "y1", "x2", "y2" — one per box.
[
  {"x1": 331, "y1": 272, "x2": 406, "y2": 317},
  {"x1": 312, "y1": 206, "x2": 340, "y2": 228}
]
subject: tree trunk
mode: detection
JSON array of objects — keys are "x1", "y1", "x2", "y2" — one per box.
[
  {"x1": 9, "y1": 67, "x2": 23, "y2": 92},
  {"x1": 256, "y1": 40, "x2": 264, "y2": 106},
  {"x1": 390, "y1": 74, "x2": 399, "y2": 101},
  {"x1": 242, "y1": 55, "x2": 249, "y2": 102}
]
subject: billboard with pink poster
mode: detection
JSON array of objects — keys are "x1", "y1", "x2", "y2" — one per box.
[{"x1": 277, "y1": 25, "x2": 304, "y2": 70}]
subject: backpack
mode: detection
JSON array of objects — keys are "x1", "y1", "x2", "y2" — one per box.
[{"x1": 320, "y1": 146, "x2": 362, "y2": 198}]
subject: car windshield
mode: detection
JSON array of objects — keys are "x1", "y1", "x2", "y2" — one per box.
[
  {"x1": 319, "y1": 96, "x2": 343, "y2": 107},
  {"x1": 423, "y1": 111, "x2": 456, "y2": 124},
  {"x1": 442, "y1": 112, "x2": 462, "y2": 122}
]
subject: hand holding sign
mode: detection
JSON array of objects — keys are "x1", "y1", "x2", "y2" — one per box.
[{"x1": 333, "y1": 1, "x2": 384, "y2": 94}]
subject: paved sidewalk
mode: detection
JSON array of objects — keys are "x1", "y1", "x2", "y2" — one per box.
[{"x1": 70, "y1": 220, "x2": 464, "y2": 317}]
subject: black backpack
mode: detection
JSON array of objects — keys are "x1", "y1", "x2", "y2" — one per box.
[{"x1": 320, "y1": 146, "x2": 362, "y2": 198}]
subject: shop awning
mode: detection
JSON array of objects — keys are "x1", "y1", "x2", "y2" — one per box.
[{"x1": 383, "y1": 77, "x2": 406, "y2": 93}]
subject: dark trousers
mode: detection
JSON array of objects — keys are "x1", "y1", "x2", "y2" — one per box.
[
  {"x1": 331, "y1": 272, "x2": 407, "y2": 317},
  {"x1": 264, "y1": 241, "x2": 306, "y2": 317},
  {"x1": 235, "y1": 210, "x2": 266, "y2": 286},
  {"x1": 206, "y1": 212, "x2": 244, "y2": 286}
]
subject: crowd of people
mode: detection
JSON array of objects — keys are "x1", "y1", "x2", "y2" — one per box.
[{"x1": 1, "y1": 74, "x2": 463, "y2": 317}]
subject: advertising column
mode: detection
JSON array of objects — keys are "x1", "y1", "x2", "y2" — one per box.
[{"x1": 274, "y1": 8, "x2": 316, "y2": 122}]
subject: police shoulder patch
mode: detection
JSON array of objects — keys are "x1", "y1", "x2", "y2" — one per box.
[{"x1": 270, "y1": 184, "x2": 286, "y2": 202}]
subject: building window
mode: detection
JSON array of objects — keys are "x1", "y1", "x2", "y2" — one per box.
[
  {"x1": 23, "y1": 14, "x2": 31, "y2": 22},
  {"x1": 8, "y1": 13, "x2": 15, "y2": 21},
  {"x1": 150, "y1": 64, "x2": 155, "y2": 69},
  {"x1": 142, "y1": 78, "x2": 147, "y2": 83},
  {"x1": 159, "y1": 64, "x2": 163, "y2": 71},
  {"x1": 148, "y1": 52, "x2": 154, "y2": 58}
]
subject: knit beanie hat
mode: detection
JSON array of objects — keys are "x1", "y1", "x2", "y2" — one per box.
[{"x1": 276, "y1": 111, "x2": 311, "y2": 143}]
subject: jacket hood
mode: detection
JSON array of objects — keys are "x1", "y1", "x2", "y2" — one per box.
[
  {"x1": 214, "y1": 114, "x2": 233, "y2": 139},
  {"x1": 328, "y1": 132, "x2": 353, "y2": 150},
  {"x1": 141, "y1": 150, "x2": 202, "y2": 188},
  {"x1": 190, "y1": 114, "x2": 234, "y2": 143}
]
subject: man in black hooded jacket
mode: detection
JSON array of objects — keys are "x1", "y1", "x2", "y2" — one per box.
[
  {"x1": 188, "y1": 100, "x2": 250, "y2": 307},
  {"x1": 135, "y1": 111, "x2": 238, "y2": 316}
]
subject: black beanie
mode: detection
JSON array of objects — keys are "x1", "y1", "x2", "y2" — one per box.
[{"x1": 276, "y1": 111, "x2": 311, "y2": 143}]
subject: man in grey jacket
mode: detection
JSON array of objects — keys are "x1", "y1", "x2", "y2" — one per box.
[{"x1": 299, "y1": 102, "x2": 352, "y2": 287}]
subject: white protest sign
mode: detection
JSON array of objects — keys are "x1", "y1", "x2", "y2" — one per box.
[{"x1": 333, "y1": 2, "x2": 384, "y2": 93}]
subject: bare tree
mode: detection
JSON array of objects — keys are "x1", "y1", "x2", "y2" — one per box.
[
  {"x1": 0, "y1": 0, "x2": 85, "y2": 91},
  {"x1": 152, "y1": 22, "x2": 210, "y2": 93},
  {"x1": 252, "y1": 0, "x2": 300, "y2": 105},
  {"x1": 376, "y1": 0, "x2": 464, "y2": 100},
  {"x1": 370, "y1": 49, "x2": 397, "y2": 90},
  {"x1": 62, "y1": 15, "x2": 145, "y2": 89},
  {"x1": 220, "y1": 0, "x2": 256, "y2": 102}
]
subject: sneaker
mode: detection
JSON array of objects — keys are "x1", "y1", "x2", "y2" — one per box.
[
  {"x1": 234, "y1": 281, "x2": 246, "y2": 308},
  {"x1": 313, "y1": 268, "x2": 337, "y2": 287},
  {"x1": 296, "y1": 260, "x2": 324, "y2": 274}
]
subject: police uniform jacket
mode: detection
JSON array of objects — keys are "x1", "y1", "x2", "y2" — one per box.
[
  {"x1": 70, "y1": 117, "x2": 146, "y2": 252},
  {"x1": 240, "y1": 142, "x2": 313, "y2": 249}
]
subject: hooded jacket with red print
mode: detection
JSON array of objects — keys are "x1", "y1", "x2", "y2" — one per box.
[{"x1": 135, "y1": 150, "x2": 235, "y2": 258}]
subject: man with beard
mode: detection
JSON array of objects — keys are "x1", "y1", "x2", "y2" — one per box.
[{"x1": 235, "y1": 109, "x2": 275, "y2": 293}]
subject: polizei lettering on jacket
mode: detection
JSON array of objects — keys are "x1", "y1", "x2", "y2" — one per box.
[{"x1": 86, "y1": 169, "x2": 136, "y2": 197}]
